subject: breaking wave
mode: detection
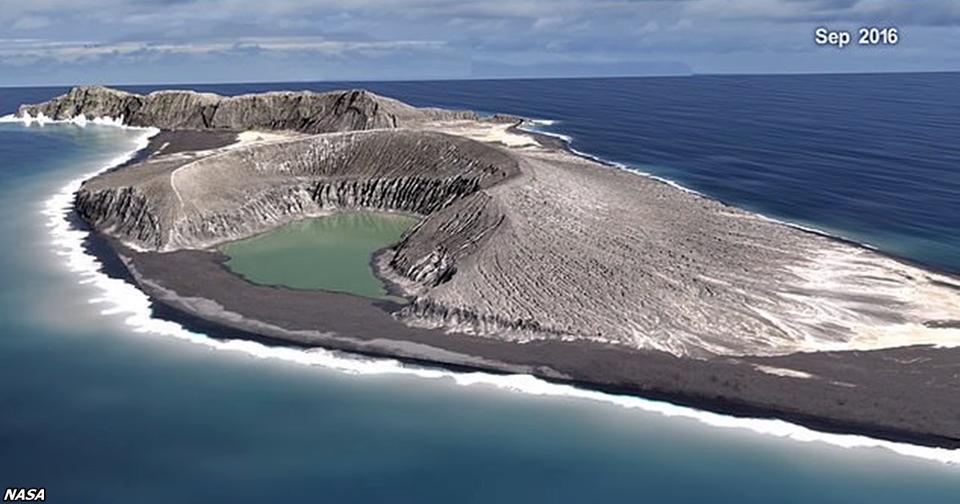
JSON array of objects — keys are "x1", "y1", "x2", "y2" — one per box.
[
  {"x1": 2, "y1": 111, "x2": 127, "y2": 127},
  {"x1": 39, "y1": 118, "x2": 960, "y2": 467}
]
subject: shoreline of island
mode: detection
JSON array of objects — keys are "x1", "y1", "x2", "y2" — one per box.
[
  {"x1": 59, "y1": 124, "x2": 960, "y2": 453},
  {"x1": 72, "y1": 124, "x2": 960, "y2": 451},
  {"x1": 17, "y1": 86, "x2": 960, "y2": 459}
]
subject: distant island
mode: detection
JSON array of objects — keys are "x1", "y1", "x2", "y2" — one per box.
[{"x1": 19, "y1": 85, "x2": 960, "y2": 448}]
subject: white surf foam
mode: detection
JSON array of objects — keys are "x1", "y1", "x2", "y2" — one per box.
[
  {"x1": 528, "y1": 118, "x2": 559, "y2": 127},
  {"x1": 520, "y1": 120, "x2": 573, "y2": 143},
  {"x1": 1, "y1": 112, "x2": 127, "y2": 127},
  {"x1": 69, "y1": 114, "x2": 127, "y2": 128},
  {"x1": 38, "y1": 119, "x2": 960, "y2": 468}
]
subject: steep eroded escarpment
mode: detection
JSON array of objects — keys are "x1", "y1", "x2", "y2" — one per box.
[{"x1": 17, "y1": 85, "x2": 475, "y2": 132}]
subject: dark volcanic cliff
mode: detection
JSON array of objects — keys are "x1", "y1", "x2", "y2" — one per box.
[{"x1": 17, "y1": 85, "x2": 475, "y2": 133}]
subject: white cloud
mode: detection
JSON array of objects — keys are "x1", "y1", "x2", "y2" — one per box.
[{"x1": 0, "y1": 36, "x2": 447, "y2": 64}]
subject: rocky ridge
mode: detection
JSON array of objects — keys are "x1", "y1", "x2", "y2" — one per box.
[{"x1": 17, "y1": 85, "x2": 475, "y2": 132}]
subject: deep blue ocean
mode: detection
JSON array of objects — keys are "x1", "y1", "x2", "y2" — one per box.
[{"x1": 1, "y1": 74, "x2": 959, "y2": 502}]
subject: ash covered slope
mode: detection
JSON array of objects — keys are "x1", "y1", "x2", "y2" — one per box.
[
  {"x1": 17, "y1": 85, "x2": 474, "y2": 132},
  {"x1": 395, "y1": 147, "x2": 960, "y2": 357}
]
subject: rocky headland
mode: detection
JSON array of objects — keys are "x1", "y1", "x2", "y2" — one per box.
[
  {"x1": 19, "y1": 85, "x2": 474, "y2": 132},
  {"x1": 19, "y1": 86, "x2": 960, "y2": 448}
]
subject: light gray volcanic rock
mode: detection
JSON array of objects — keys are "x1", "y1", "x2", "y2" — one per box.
[
  {"x1": 17, "y1": 85, "x2": 475, "y2": 132},
  {"x1": 28, "y1": 87, "x2": 960, "y2": 359}
]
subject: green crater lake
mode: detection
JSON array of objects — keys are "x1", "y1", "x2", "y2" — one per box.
[{"x1": 221, "y1": 212, "x2": 419, "y2": 299}]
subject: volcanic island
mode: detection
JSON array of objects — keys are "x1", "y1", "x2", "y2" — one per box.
[{"x1": 18, "y1": 86, "x2": 960, "y2": 448}]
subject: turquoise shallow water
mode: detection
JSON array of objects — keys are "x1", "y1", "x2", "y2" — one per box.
[{"x1": 1, "y1": 76, "x2": 960, "y2": 503}]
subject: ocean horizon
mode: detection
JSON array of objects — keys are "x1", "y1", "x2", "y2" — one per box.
[{"x1": 2, "y1": 74, "x2": 960, "y2": 502}]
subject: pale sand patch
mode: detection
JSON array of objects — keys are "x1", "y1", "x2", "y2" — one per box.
[
  {"x1": 780, "y1": 246, "x2": 960, "y2": 354},
  {"x1": 232, "y1": 129, "x2": 304, "y2": 148},
  {"x1": 753, "y1": 365, "x2": 816, "y2": 379},
  {"x1": 849, "y1": 323, "x2": 960, "y2": 352},
  {"x1": 429, "y1": 121, "x2": 540, "y2": 148}
]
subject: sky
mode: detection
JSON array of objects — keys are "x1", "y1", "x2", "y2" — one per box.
[{"x1": 1, "y1": 0, "x2": 959, "y2": 86}]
